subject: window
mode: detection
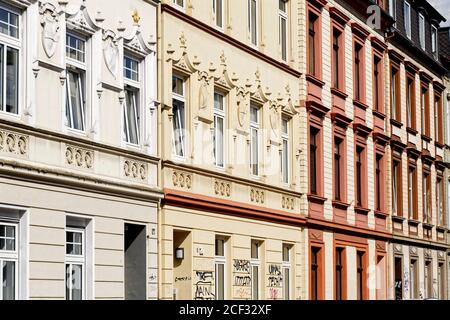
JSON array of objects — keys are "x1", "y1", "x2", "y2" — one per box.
[
  {"x1": 437, "y1": 176, "x2": 444, "y2": 226},
  {"x1": 123, "y1": 56, "x2": 140, "y2": 145},
  {"x1": 375, "y1": 154, "x2": 383, "y2": 211},
  {"x1": 214, "y1": 92, "x2": 225, "y2": 168},
  {"x1": 213, "y1": 0, "x2": 223, "y2": 29},
  {"x1": 310, "y1": 246, "x2": 322, "y2": 300},
  {"x1": 425, "y1": 260, "x2": 432, "y2": 299},
  {"x1": 248, "y1": 0, "x2": 258, "y2": 46},
  {"x1": 404, "y1": 1, "x2": 411, "y2": 39},
  {"x1": 310, "y1": 127, "x2": 319, "y2": 195},
  {"x1": 431, "y1": 26, "x2": 438, "y2": 60},
  {"x1": 356, "y1": 251, "x2": 366, "y2": 300},
  {"x1": 406, "y1": 75, "x2": 415, "y2": 129},
  {"x1": 392, "y1": 157, "x2": 402, "y2": 216},
  {"x1": 172, "y1": 75, "x2": 186, "y2": 157},
  {"x1": 0, "y1": 7, "x2": 19, "y2": 116},
  {"x1": 334, "y1": 138, "x2": 343, "y2": 201},
  {"x1": 0, "y1": 222, "x2": 17, "y2": 300},
  {"x1": 279, "y1": 0, "x2": 288, "y2": 62},
  {"x1": 173, "y1": 0, "x2": 184, "y2": 8},
  {"x1": 410, "y1": 259, "x2": 418, "y2": 299},
  {"x1": 389, "y1": 0, "x2": 396, "y2": 24},
  {"x1": 419, "y1": 13, "x2": 425, "y2": 50},
  {"x1": 335, "y1": 247, "x2": 345, "y2": 300},
  {"x1": 373, "y1": 55, "x2": 382, "y2": 112},
  {"x1": 250, "y1": 240, "x2": 261, "y2": 300},
  {"x1": 250, "y1": 104, "x2": 260, "y2": 176},
  {"x1": 66, "y1": 227, "x2": 85, "y2": 300},
  {"x1": 355, "y1": 146, "x2": 364, "y2": 207},
  {"x1": 354, "y1": 42, "x2": 364, "y2": 101},
  {"x1": 282, "y1": 244, "x2": 291, "y2": 300},
  {"x1": 394, "y1": 257, "x2": 403, "y2": 300},
  {"x1": 435, "y1": 95, "x2": 443, "y2": 144},
  {"x1": 332, "y1": 28, "x2": 343, "y2": 90},
  {"x1": 423, "y1": 169, "x2": 431, "y2": 223},
  {"x1": 421, "y1": 84, "x2": 430, "y2": 136},
  {"x1": 65, "y1": 33, "x2": 86, "y2": 131},
  {"x1": 438, "y1": 262, "x2": 445, "y2": 300},
  {"x1": 391, "y1": 65, "x2": 400, "y2": 121},
  {"x1": 408, "y1": 163, "x2": 418, "y2": 220},
  {"x1": 215, "y1": 237, "x2": 226, "y2": 300},
  {"x1": 308, "y1": 11, "x2": 319, "y2": 77},
  {"x1": 281, "y1": 118, "x2": 289, "y2": 184}
]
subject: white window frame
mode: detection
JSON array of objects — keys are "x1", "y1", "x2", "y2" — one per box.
[
  {"x1": 212, "y1": 0, "x2": 224, "y2": 30},
  {"x1": 65, "y1": 227, "x2": 86, "y2": 300},
  {"x1": 282, "y1": 244, "x2": 292, "y2": 300},
  {"x1": 0, "y1": 221, "x2": 18, "y2": 300},
  {"x1": 0, "y1": 4, "x2": 21, "y2": 118},
  {"x1": 431, "y1": 25, "x2": 438, "y2": 60},
  {"x1": 123, "y1": 55, "x2": 141, "y2": 146},
  {"x1": 389, "y1": 0, "x2": 397, "y2": 26},
  {"x1": 404, "y1": 1, "x2": 411, "y2": 39},
  {"x1": 214, "y1": 236, "x2": 227, "y2": 300},
  {"x1": 419, "y1": 13, "x2": 425, "y2": 50},
  {"x1": 250, "y1": 104, "x2": 260, "y2": 177},
  {"x1": 250, "y1": 240, "x2": 261, "y2": 300},
  {"x1": 281, "y1": 117, "x2": 290, "y2": 184},
  {"x1": 172, "y1": 75, "x2": 186, "y2": 159},
  {"x1": 248, "y1": 0, "x2": 258, "y2": 47},
  {"x1": 172, "y1": 0, "x2": 185, "y2": 9},
  {"x1": 279, "y1": 0, "x2": 288, "y2": 62},
  {"x1": 213, "y1": 91, "x2": 226, "y2": 168},
  {"x1": 65, "y1": 32, "x2": 87, "y2": 134}
]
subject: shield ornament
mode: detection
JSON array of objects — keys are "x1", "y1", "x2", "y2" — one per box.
[
  {"x1": 42, "y1": 14, "x2": 59, "y2": 58},
  {"x1": 103, "y1": 37, "x2": 119, "y2": 78}
]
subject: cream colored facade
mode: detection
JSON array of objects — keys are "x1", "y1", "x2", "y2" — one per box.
[{"x1": 0, "y1": 0, "x2": 160, "y2": 299}]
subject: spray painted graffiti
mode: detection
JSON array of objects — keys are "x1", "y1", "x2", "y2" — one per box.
[
  {"x1": 269, "y1": 287, "x2": 279, "y2": 299},
  {"x1": 194, "y1": 271, "x2": 215, "y2": 300},
  {"x1": 267, "y1": 264, "x2": 282, "y2": 287},
  {"x1": 234, "y1": 276, "x2": 252, "y2": 287},
  {"x1": 233, "y1": 259, "x2": 251, "y2": 299},
  {"x1": 233, "y1": 260, "x2": 251, "y2": 273}
]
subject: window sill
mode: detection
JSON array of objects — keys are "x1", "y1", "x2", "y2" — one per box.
[
  {"x1": 422, "y1": 222, "x2": 434, "y2": 230},
  {"x1": 305, "y1": 74, "x2": 325, "y2": 88},
  {"x1": 354, "y1": 206, "x2": 370, "y2": 215},
  {"x1": 332, "y1": 200, "x2": 350, "y2": 210},
  {"x1": 331, "y1": 87, "x2": 348, "y2": 99},
  {"x1": 406, "y1": 127, "x2": 418, "y2": 135},
  {"x1": 407, "y1": 219, "x2": 421, "y2": 226},
  {"x1": 353, "y1": 99, "x2": 368, "y2": 110},
  {"x1": 307, "y1": 194, "x2": 327, "y2": 204},
  {"x1": 421, "y1": 134, "x2": 432, "y2": 143},
  {"x1": 390, "y1": 118, "x2": 403, "y2": 128},
  {"x1": 435, "y1": 141, "x2": 445, "y2": 149},
  {"x1": 372, "y1": 110, "x2": 386, "y2": 120},
  {"x1": 436, "y1": 225, "x2": 447, "y2": 232},
  {"x1": 374, "y1": 210, "x2": 388, "y2": 218},
  {"x1": 391, "y1": 215, "x2": 406, "y2": 222}
]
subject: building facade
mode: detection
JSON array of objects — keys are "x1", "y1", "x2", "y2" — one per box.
[{"x1": 0, "y1": 0, "x2": 161, "y2": 300}]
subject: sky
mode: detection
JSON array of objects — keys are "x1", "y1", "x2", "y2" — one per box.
[{"x1": 427, "y1": 0, "x2": 450, "y2": 26}]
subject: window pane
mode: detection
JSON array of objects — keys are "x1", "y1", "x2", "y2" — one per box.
[
  {"x1": 6, "y1": 47, "x2": 18, "y2": 114},
  {"x1": 250, "y1": 0, "x2": 257, "y2": 45},
  {"x1": 2, "y1": 261, "x2": 15, "y2": 300},
  {"x1": 172, "y1": 76, "x2": 184, "y2": 96},
  {"x1": 124, "y1": 57, "x2": 139, "y2": 81},
  {"x1": 251, "y1": 127, "x2": 258, "y2": 175},
  {"x1": 66, "y1": 34, "x2": 85, "y2": 63},
  {"x1": 125, "y1": 89, "x2": 140, "y2": 144},
  {"x1": 282, "y1": 139, "x2": 289, "y2": 183},
  {"x1": 280, "y1": 17, "x2": 287, "y2": 61},
  {"x1": 215, "y1": 238, "x2": 225, "y2": 256},
  {"x1": 282, "y1": 245, "x2": 290, "y2": 262},
  {"x1": 214, "y1": 93, "x2": 224, "y2": 111},
  {"x1": 252, "y1": 265, "x2": 259, "y2": 299},
  {"x1": 0, "y1": 8, "x2": 19, "y2": 38},
  {"x1": 283, "y1": 268, "x2": 290, "y2": 300},
  {"x1": 66, "y1": 264, "x2": 83, "y2": 300},
  {"x1": 66, "y1": 70, "x2": 85, "y2": 131},
  {"x1": 0, "y1": 44, "x2": 3, "y2": 111},
  {"x1": 0, "y1": 225, "x2": 15, "y2": 251},
  {"x1": 215, "y1": 263, "x2": 224, "y2": 300},
  {"x1": 214, "y1": 115, "x2": 224, "y2": 167},
  {"x1": 251, "y1": 241, "x2": 259, "y2": 259},
  {"x1": 172, "y1": 99, "x2": 185, "y2": 157}
]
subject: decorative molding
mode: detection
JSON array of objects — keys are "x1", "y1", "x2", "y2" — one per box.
[
  {"x1": 65, "y1": 145, "x2": 94, "y2": 169},
  {"x1": 172, "y1": 170, "x2": 193, "y2": 189},
  {"x1": 40, "y1": 2, "x2": 60, "y2": 58},
  {"x1": 103, "y1": 30, "x2": 119, "y2": 78},
  {"x1": 0, "y1": 130, "x2": 29, "y2": 157},
  {"x1": 123, "y1": 158, "x2": 147, "y2": 181},
  {"x1": 65, "y1": 2, "x2": 100, "y2": 35},
  {"x1": 393, "y1": 244, "x2": 402, "y2": 254},
  {"x1": 250, "y1": 187, "x2": 265, "y2": 204},
  {"x1": 409, "y1": 247, "x2": 418, "y2": 257},
  {"x1": 123, "y1": 24, "x2": 155, "y2": 57},
  {"x1": 282, "y1": 195, "x2": 294, "y2": 210},
  {"x1": 424, "y1": 248, "x2": 432, "y2": 259},
  {"x1": 214, "y1": 179, "x2": 231, "y2": 198}
]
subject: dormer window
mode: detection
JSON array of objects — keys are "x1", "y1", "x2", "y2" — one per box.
[
  {"x1": 431, "y1": 26, "x2": 438, "y2": 60},
  {"x1": 419, "y1": 13, "x2": 425, "y2": 50}
]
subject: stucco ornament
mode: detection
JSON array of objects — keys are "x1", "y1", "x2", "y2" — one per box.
[
  {"x1": 237, "y1": 92, "x2": 248, "y2": 128},
  {"x1": 103, "y1": 35, "x2": 119, "y2": 78},
  {"x1": 41, "y1": 7, "x2": 60, "y2": 58},
  {"x1": 199, "y1": 81, "x2": 209, "y2": 110},
  {"x1": 269, "y1": 104, "x2": 279, "y2": 135}
]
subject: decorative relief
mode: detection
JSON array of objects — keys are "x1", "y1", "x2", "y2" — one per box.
[
  {"x1": 424, "y1": 249, "x2": 432, "y2": 259},
  {"x1": 281, "y1": 196, "x2": 294, "y2": 210},
  {"x1": 438, "y1": 251, "x2": 445, "y2": 260},
  {"x1": 236, "y1": 90, "x2": 248, "y2": 128},
  {"x1": 103, "y1": 30, "x2": 119, "y2": 78},
  {"x1": 214, "y1": 179, "x2": 231, "y2": 198},
  {"x1": 172, "y1": 170, "x2": 193, "y2": 189},
  {"x1": 0, "y1": 130, "x2": 28, "y2": 156},
  {"x1": 40, "y1": 3, "x2": 60, "y2": 58},
  {"x1": 123, "y1": 159, "x2": 147, "y2": 181},
  {"x1": 393, "y1": 244, "x2": 402, "y2": 254},
  {"x1": 65, "y1": 145, "x2": 94, "y2": 169},
  {"x1": 250, "y1": 188, "x2": 265, "y2": 204},
  {"x1": 409, "y1": 247, "x2": 418, "y2": 256},
  {"x1": 198, "y1": 78, "x2": 209, "y2": 110}
]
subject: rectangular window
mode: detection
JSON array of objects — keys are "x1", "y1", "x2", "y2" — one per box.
[
  {"x1": 308, "y1": 11, "x2": 319, "y2": 77},
  {"x1": 172, "y1": 75, "x2": 186, "y2": 157},
  {"x1": 65, "y1": 33, "x2": 86, "y2": 131},
  {"x1": 404, "y1": 1, "x2": 411, "y2": 39},
  {"x1": 173, "y1": 0, "x2": 184, "y2": 8},
  {"x1": 410, "y1": 259, "x2": 418, "y2": 299},
  {"x1": 425, "y1": 260, "x2": 432, "y2": 299},
  {"x1": 421, "y1": 84, "x2": 430, "y2": 136},
  {"x1": 248, "y1": 0, "x2": 258, "y2": 46},
  {"x1": 389, "y1": 0, "x2": 396, "y2": 23},
  {"x1": 356, "y1": 146, "x2": 364, "y2": 207},
  {"x1": 215, "y1": 236, "x2": 226, "y2": 300},
  {"x1": 406, "y1": 76, "x2": 415, "y2": 129},
  {"x1": 394, "y1": 256, "x2": 403, "y2": 300},
  {"x1": 419, "y1": 14, "x2": 425, "y2": 50},
  {"x1": 354, "y1": 42, "x2": 364, "y2": 102},
  {"x1": 334, "y1": 138, "x2": 343, "y2": 201},
  {"x1": 0, "y1": 222, "x2": 17, "y2": 300},
  {"x1": 423, "y1": 170, "x2": 431, "y2": 223},
  {"x1": 332, "y1": 28, "x2": 342, "y2": 90},
  {"x1": 373, "y1": 55, "x2": 382, "y2": 112},
  {"x1": 281, "y1": 118, "x2": 289, "y2": 184},
  {"x1": 392, "y1": 157, "x2": 402, "y2": 216},
  {"x1": 375, "y1": 154, "x2": 383, "y2": 211},
  {"x1": 282, "y1": 244, "x2": 291, "y2": 300},
  {"x1": 214, "y1": 92, "x2": 225, "y2": 168},
  {"x1": 431, "y1": 26, "x2": 438, "y2": 60},
  {"x1": 250, "y1": 240, "x2": 260, "y2": 300},
  {"x1": 65, "y1": 227, "x2": 85, "y2": 300},
  {"x1": 438, "y1": 262, "x2": 445, "y2": 300},
  {"x1": 310, "y1": 247, "x2": 321, "y2": 300},
  {"x1": 279, "y1": 0, "x2": 288, "y2": 62},
  {"x1": 0, "y1": 7, "x2": 19, "y2": 38},
  {"x1": 0, "y1": 44, "x2": 19, "y2": 114},
  {"x1": 310, "y1": 127, "x2": 319, "y2": 195},
  {"x1": 408, "y1": 164, "x2": 418, "y2": 220},
  {"x1": 123, "y1": 56, "x2": 140, "y2": 145},
  {"x1": 435, "y1": 95, "x2": 443, "y2": 144},
  {"x1": 356, "y1": 251, "x2": 365, "y2": 300},
  {"x1": 250, "y1": 104, "x2": 260, "y2": 176},
  {"x1": 391, "y1": 65, "x2": 400, "y2": 121},
  {"x1": 335, "y1": 247, "x2": 345, "y2": 300},
  {"x1": 437, "y1": 176, "x2": 444, "y2": 226},
  {"x1": 213, "y1": 0, "x2": 224, "y2": 29}
]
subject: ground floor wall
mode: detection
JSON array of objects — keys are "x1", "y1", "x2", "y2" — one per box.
[
  {"x1": 0, "y1": 176, "x2": 159, "y2": 300},
  {"x1": 159, "y1": 205, "x2": 306, "y2": 300}
]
